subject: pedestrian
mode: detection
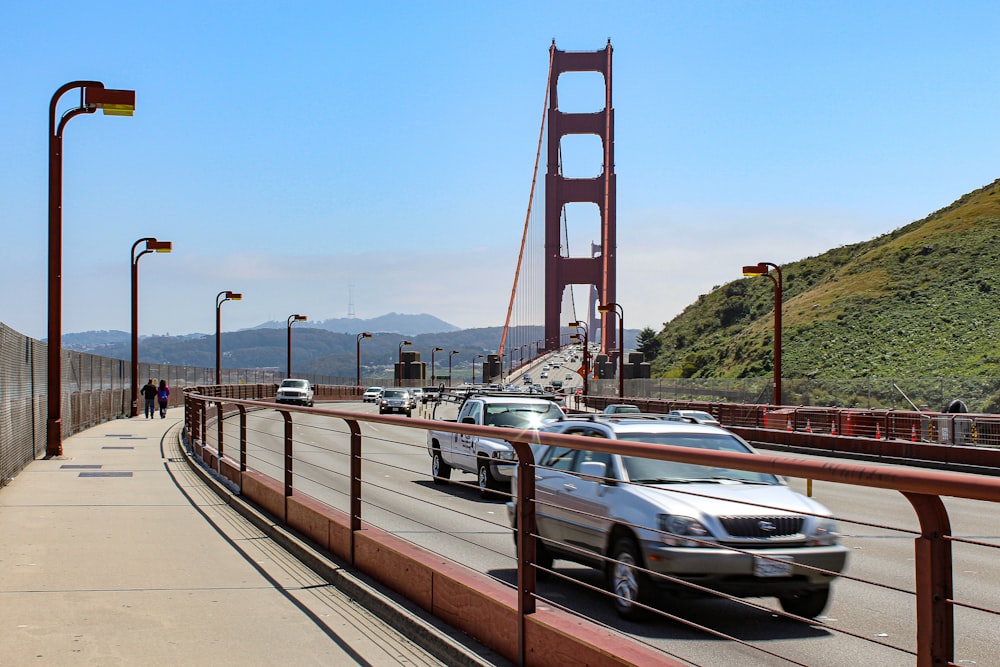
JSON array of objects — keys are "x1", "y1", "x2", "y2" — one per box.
[
  {"x1": 157, "y1": 379, "x2": 170, "y2": 419},
  {"x1": 140, "y1": 379, "x2": 157, "y2": 419}
]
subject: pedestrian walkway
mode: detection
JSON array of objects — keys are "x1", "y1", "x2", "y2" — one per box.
[{"x1": 0, "y1": 408, "x2": 501, "y2": 666}]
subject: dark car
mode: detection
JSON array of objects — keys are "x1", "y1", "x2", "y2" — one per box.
[{"x1": 379, "y1": 388, "x2": 414, "y2": 416}]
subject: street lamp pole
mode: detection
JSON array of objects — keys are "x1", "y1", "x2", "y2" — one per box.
[
  {"x1": 356, "y1": 332, "x2": 372, "y2": 387},
  {"x1": 430, "y1": 347, "x2": 444, "y2": 383},
  {"x1": 597, "y1": 303, "x2": 625, "y2": 398},
  {"x1": 47, "y1": 81, "x2": 135, "y2": 456},
  {"x1": 215, "y1": 291, "x2": 242, "y2": 385},
  {"x1": 743, "y1": 262, "x2": 783, "y2": 405},
  {"x1": 471, "y1": 354, "x2": 484, "y2": 384},
  {"x1": 569, "y1": 320, "x2": 589, "y2": 396},
  {"x1": 130, "y1": 238, "x2": 172, "y2": 416},
  {"x1": 286, "y1": 314, "x2": 307, "y2": 378},
  {"x1": 397, "y1": 340, "x2": 412, "y2": 384},
  {"x1": 448, "y1": 350, "x2": 460, "y2": 386}
]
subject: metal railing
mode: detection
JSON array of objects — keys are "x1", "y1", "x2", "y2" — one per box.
[{"x1": 184, "y1": 389, "x2": 1000, "y2": 666}]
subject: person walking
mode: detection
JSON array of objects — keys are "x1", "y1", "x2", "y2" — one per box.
[
  {"x1": 140, "y1": 379, "x2": 157, "y2": 419},
  {"x1": 157, "y1": 379, "x2": 170, "y2": 419}
]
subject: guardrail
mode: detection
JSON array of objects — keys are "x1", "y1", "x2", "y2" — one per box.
[{"x1": 184, "y1": 390, "x2": 1000, "y2": 666}]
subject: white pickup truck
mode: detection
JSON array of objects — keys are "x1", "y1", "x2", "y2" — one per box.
[{"x1": 427, "y1": 391, "x2": 565, "y2": 498}]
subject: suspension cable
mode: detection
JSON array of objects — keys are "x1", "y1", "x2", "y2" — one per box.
[{"x1": 499, "y1": 45, "x2": 554, "y2": 358}]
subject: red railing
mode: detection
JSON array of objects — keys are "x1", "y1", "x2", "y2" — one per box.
[{"x1": 184, "y1": 389, "x2": 1000, "y2": 666}]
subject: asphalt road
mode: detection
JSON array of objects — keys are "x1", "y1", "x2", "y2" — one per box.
[{"x1": 220, "y1": 402, "x2": 998, "y2": 667}]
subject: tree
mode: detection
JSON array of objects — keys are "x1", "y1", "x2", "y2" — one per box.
[{"x1": 635, "y1": 327, "x2": 662, "y2": 360}]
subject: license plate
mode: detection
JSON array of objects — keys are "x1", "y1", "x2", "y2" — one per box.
[{"x1": 754, "y1": 556, "x2": 793, "y2": 577}]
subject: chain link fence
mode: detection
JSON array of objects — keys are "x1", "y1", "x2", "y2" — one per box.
[
  {"x1": 610, "y1": 376, "x2": 1000, "y2": 413},
  {"x1": 0, "y1": 321, "x2": 355, "y2": 487}
]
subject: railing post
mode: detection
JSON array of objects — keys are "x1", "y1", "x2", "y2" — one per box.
[
  {"x1": 281, "y1": 411, "x2": 293, "y2": 497},
  {"x1": 237, "y1": 404, "x2": 247, "y2": 472},
  {"x1": 215, "y1": 400, "x2": 224, "y2": 466},
  {"x1": 511, "y1": 439, "x2": 537, "y2": 667},
  {"x1": 902, "y1": 492, "x2": 954, "y2": 667},
  {"x1": 346, "y1": 418, "x2": 362, "y2": 566}
]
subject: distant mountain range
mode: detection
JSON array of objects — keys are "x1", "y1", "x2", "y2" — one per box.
[
  {"x1": 62, "y1": 313, "x2": 460, "y2": 352},
  {"x1": 61, "y1": 315, "x2": 638, "y2": 382}
]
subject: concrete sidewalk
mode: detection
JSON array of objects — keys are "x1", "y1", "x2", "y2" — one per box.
[{"x1": 0, "y1": 408, "x2": 501, "y2": 666}]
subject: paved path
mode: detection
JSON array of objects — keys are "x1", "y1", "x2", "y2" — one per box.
[{"x1": 0, "y1": 409, "x2": 500, "y2": 666}]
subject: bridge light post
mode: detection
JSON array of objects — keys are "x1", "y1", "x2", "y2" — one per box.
[
  {"x1": 356, "y1": 332, "x2": 372, "y2": 387},
  {"x1": 471, "y1": 354, "x2": 484, "y2": 384},
  {"x1": 286, "y1": 314, "x2": 307, "y2": 378},
  {"x1": 430, "y1": 347, "x2": 444, "y2": 383},
  {"x1": 215, "y1": 291, "x2": 242, "y2": 385},
  {"x1": 397, "y1": 340, "x2": 412, "y2": 384},
  {"x1": 597, "y1": 303, "x2": 624, "y2": 398},
  {"x1": 448, "y1": 350, "x2": 460, "y2": 386},
  {"x1": 743, "y1": 262, "x2": 783, "y2": 406},
  {"x1": 569, "y1": 319, "x2": 589, "y2": 396},
  {"x1": 47, "y1": 81, "x2": 135, "y2": 457},
  {"x1": 130, "y1": 238, "x2": 172, "y2": 417}
]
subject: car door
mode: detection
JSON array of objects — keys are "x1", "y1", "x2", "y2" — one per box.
[
  {"x1": 534, "y1": 444, "x2": 580, "y2": 550},
  {"x1": 555, "y1": 428, "x2": 616, "y2": 558},
  {"x1": 453, "y1": 400, "x2": 481, "y2": 472}
]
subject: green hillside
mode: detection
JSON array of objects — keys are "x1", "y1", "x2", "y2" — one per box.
[{"x1": 649, "y1": 179, "x2": 1000, "y2": 380}]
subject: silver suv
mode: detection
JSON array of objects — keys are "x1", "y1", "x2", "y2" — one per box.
[
  {"x1": 508, "y1": 416, "x2": 848, "y2": 619},
  {"x1": 379, "y1": 388, "x2": 414, "y2": 416},
  {"x1": 275, "y1": 379, "x2": 314, "y2": 407}
]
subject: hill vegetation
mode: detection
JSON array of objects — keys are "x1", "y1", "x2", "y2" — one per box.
[{"x1": 647, "y1": 178, "x2": 1000, "y2": 381}]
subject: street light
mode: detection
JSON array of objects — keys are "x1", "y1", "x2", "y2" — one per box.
[
  {"x1": 47, "y1": 81, "x2": 136, "y2": 457},
  {"x1": 569, "y1": 319, "x2": 590, "y2": 396},
  {"x1": 130, "y1": 238, "x2": 172, "y2": 416},
  {"x1": 471, "y1": 354, "x2": 484, "y2": 384},
  {"x1": 448, "y1": 350, "x2": 460, "y2": 386},
  {"x1": 398, "y1": 340, "x2": 412, "y2": 384},
  {"x1": 286, "y1": 314, "x2": 307, "y2": 378},
  {"x1": 597, "y1": 303, "x2": 625, "y2": 398},
  {"x1": 215, "y1": 291, "x2": 242, "y2": 385},
  {"x1": 356, "y1": 332, "x2": 372, "y2": 387},
  {"x1": 430, "y1": 347, "x2": 444, "y2": 383},
  {"x1": 743, "y1": 262, "x2": 784, "y2": 405}
]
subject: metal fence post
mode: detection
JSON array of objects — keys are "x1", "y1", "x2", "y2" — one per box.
[{"x1": 902, "y1": 492, "x2": 954, "y2": 666}]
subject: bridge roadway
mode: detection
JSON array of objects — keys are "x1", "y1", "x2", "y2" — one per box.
[{"x1": 0, "y1": 409, "x2": 507, "y2": 666}]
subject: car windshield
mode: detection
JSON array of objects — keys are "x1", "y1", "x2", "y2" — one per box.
[
  {"x1": 383, "y1": 390, "x2": 407, "y2": 398},
  {"x1": 483, "y1": 402, "x2": 563, "y2": 429},
  {"x1": 280, "y1": 380, "x2": 307, "y2": 389},
  {"x1": 366, "y1": 387, "x2": 382, "y2": 393},
  {"x1": 615, "y1": 432, "x2": 778, "y2": 485}
]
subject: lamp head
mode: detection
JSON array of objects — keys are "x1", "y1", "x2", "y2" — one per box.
[
  {"x1": 226, "y1": 291, "x2": 242, "y2": 300},
  {"x1": 147, "y1": 240, "x2": 172, "y2": 253},
  {"x1": 434, "y1": 347, "x2": 444, "y2": 352},
  {"x1": 742, "y1": 263, "x2": 768, "y2": 276},
  {"x1": 361, "y1": 332, "x2": 373, "y2": 339}
]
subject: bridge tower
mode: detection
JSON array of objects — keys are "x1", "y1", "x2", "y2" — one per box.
[{"x1": 543, "y1": 41, "x2": 616, "y2": 355}]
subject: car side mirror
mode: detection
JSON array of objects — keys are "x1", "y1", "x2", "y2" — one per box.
[
  {"x1": 578, "y1": 461, "x2": 610, "y2": 484},
  {"x1": 461, "y1": 416, "x2": 476, "y2": 424}
]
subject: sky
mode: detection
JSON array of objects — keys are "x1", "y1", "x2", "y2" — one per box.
[{"x1": 2, "y1": 1, "x2": 999, "y2": 340}]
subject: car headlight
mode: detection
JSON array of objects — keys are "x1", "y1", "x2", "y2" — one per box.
[
  {"x1": 493, "y1": 451, "x2": 515, "y2": 461},
  {"x1": 658, "y1": 514, "x2": 711, "y2": 547},
  {"x1": 808, "y1": 517, "x2": 840, "y2": 546}
]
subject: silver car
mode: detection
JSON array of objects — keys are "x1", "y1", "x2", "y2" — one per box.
[{"x1": 508, "y1": 417, "x2": 848, "y2": 620}]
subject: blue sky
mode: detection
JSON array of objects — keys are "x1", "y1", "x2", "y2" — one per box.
[{"x1": 2, "y1": 2, "x2": 999, "y2": 339}]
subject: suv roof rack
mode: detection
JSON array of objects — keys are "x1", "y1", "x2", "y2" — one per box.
[{"x1": 560, "y1": 413, "x2": 668, "y2": 423}]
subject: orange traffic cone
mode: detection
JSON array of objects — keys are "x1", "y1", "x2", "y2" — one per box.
[
  {"x1": 875, "y1": 423, "x2": 882, "y2": 439},
  {"x1": 786, "y1": 417, "x2": 792, "y2": 431},
  {"x1": 911, "y1": 424, "x2": 917, "y2": 442},
  {"x1": 830, "y1": 421, "x2": 837, "y2": 436},
  {"x1": 806, "y1": 419, "x2": 812, "y2": 433}
]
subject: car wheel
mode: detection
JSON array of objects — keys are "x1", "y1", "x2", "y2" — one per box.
[
  {"x1": 512, "y1": 518, "x2": 554, "y2": 580},
  {"x1": 432, "y1": 450, "x2": 451, "y2": 485},
  {"x1": 477, "y1": 457, "x2": 498, "y2": 499},
  {"x1": 405, "y1": 409, "x2": 411, "y2": 417},
  {"x1": 779, "y1": 587, "x2": 830, "y2": 619},
  {"x1": 608, "y1": 536, "x2": 650, "y2": 620}
]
